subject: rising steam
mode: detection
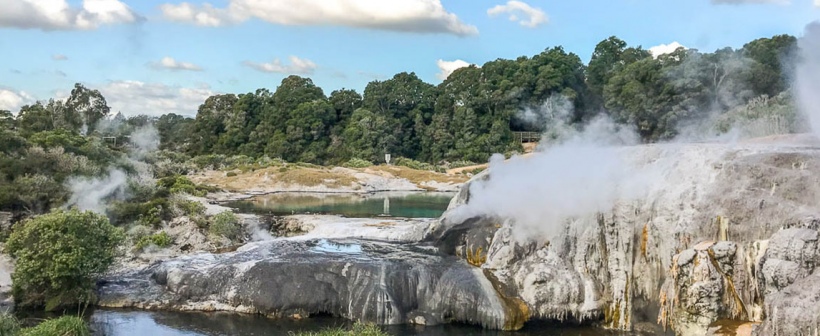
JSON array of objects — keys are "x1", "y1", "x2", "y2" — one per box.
[
  {"x1": 64, "y1": 123, "x2": 161, "y2": 214},
  {"x1": 796, "y1": 21, "x2": 820, "y2": 137}
]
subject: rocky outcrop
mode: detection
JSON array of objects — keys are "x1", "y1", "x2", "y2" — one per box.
[
  {"x1": 96, "y1": 138, "x2": 820, "y2": 334},
  {"x1": 430, "y1": 139, "x2": 820, "y2": 334},
  {"x1": 0, "y1": 251, "x2": 14, "y2": 313},
  {"x1": 97, "y1": 239, "x2": 518, "y2": 329}
]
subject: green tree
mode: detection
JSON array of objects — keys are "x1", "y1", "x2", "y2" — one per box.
[
  {"x1": 62, "y1": 83, "x2": 111, "y2": 134},
  {"x1": 17, "y1": 103, "x2": 54, "y2": 135},
  {"x1": 742, "y1": 34, "x2": 798, "y2": 97},
  {"x1": 5, "y1": 209, "x2": 124, "y2": 310},
  {"x1": 189, "y1": 94, "x2": 237, "y2": 155}
]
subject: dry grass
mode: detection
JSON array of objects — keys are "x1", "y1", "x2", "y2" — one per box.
[
  {"x1": 189, "y1": 163, "x2": 465, "y2": 192},
  {"x1": 274, "y1": 168, "x2": 357, "y2": 188},
  {"x1": 366, "y1": 165, "x2": 467, "y2": 185},
  {"x1": 363, "y1": 221, "x2": 397, "y2": 228}
]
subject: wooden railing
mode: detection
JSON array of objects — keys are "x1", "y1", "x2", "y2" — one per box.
[{"x1": 513, "y1": 131, "x2": 540, "y2": 143}]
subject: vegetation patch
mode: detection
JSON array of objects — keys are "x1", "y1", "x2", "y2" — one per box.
[
  {"x1": 134, "y1": 231, "x2": 173, "y2": 251},
  {"x1": 5, "y1": 209, "x2": 124, "y2": 311},
  {"x1": 368, "y1": 166, "x2": 467, "y2": 185},
  {"x1": 209, "y1": 211, "x2": 241, "y2": 241},
  {"x1": 18, "y1": 316, "x2": 89, "y2": 336},
  {"x1": 274, "y1": 168, "x2": 357, "y2": 188},
  {"x1": 290, "y1": 323, "x2": 389, "y2": 336}
]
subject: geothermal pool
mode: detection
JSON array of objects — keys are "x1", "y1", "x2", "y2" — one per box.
[
  {"x1": 83, "y1": 309, "x2": 644, "y2": 336},
  {"x1": 223, "y1": 191, "x2": 455, "y2": 218}
]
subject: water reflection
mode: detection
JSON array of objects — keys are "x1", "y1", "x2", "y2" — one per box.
[
  {"x1": 88, "y1": 309, "x2": 651, "y2": 336},
  {"x1": 224, "y1": 192, "x2": 454, "y2": 218}
]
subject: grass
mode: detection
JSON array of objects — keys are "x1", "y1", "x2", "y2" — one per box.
[
  {"x1": 368, "y1": 165, "x2": 467, "y2": 185},
  {"x1": 274, "y1": 168, "x2": 357, "y2": 188},
  {"x1": 0, "y1": 315, "x2": 90, "y2": 336},
  {"x1": 290, "y1": 323, "x2": 390, "y2": 336}
]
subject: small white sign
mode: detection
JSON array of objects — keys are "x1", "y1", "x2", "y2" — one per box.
[{"x1": 385, "y1": 154, "x2": 392, "y2": 165}]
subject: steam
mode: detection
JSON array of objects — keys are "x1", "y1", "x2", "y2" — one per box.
[
  {"x1": 65, "y1": 169, "x2": 128, "y2": 213},
  {"x1": 130, "y1": 125, "x2": 160, "y2": 154},
  {"x1": 65, "y1": 124, "x2": 161, "y2": 214},
  {"x1": 449, "y1": 98, "x2": 652, "y2": 241},
  {"x1": 796, "y1": 21, "x2": 820, "y2": 137}
]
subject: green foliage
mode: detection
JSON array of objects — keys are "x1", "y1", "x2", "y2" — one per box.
[
  {"x1": 343, "y1": 158, "x2": 372, "y2": 168},
  {"x1": 5, "y1": 209, "x2": 124, "y2": 310},
  {"x1": 209, "y1": 211, "x2": 241, "y2": 241},
  {"x1": 0, "y1": 314, "x2": 20, "y2": 336},
  {"x1": 226, "y1": 171, "x2": 237, "y2": 177},
  {"x1": 135, "y1": 231, "x2": 173, "y2": 250},
  {"x1": 176, "y1": 199, "x2": 206, "y2": 217},
  {"x1": 157, "y1": 175, "x2": 214, "y2": 197},
  {"x1": 18, "y1": 316, "x2": 89, "y2": 336},
  {"x1": 393, "y1": 157, "x2": 436, "y2": 171},
  {"x1": 291, "y1": 323, "x2": 389, "y2": 336},
  {"x1": 716, "y1": 92, "x2": 801, "y2": 136}
]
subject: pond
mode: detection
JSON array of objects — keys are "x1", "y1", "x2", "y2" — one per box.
[
  {"x1": 223, "y1": 192, "x2": 455, "y2": 218},
  {"x1": 83, "y1": 309, "x2": 647, "y2": 336}
]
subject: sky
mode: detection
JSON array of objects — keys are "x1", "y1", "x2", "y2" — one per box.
[{"x1": 0, "y1": 0, "x2": 819, "y2": 117}]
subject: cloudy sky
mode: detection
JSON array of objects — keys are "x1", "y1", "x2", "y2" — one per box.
[{"x1": 1, "y1": 0, "x2": 818, "y2": 116}]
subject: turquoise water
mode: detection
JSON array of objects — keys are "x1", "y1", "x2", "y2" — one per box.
[{"x1": 224, "y1": 192, "x2": 454, "y2": 218}]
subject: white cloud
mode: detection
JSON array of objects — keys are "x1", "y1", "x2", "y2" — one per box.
[
  {"x1": 243, "y1": 56, "x2": 318, "y2": 75},
  {"x1": 436, "y1": 59, "x2": 472, "y2": 80},
  {"x1": 52, "y1": 54, "x2": 68, "y2": 61},
  {"x1": 487, "y1": 1, "x2": 548, "y2": 28},
  {"x1": 0, "y1": 0, "x2": 142, "y2": 31},
  {"x1": 815, "y1": 0, "x2": 820, "y2": 6},
  {"x1": 649, "y1": 41, "x2": 687, "y2": 58},
  {"x1": 711, "y1": 0, "x2": 789, "y2": 4},
  {"x1": 99, "y1": 80, "x2": 215, "y2": 117},
  {"x1": 149, "y1": 56, "x2": 203, "y2": 71},
  {"x1": 0, "y1": 89, "x2": 34, "y2": 113},
  {"x1": 160, "y1": 0, "x2": 478, "y2": 36}
]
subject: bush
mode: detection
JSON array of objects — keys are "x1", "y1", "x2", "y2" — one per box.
[
  {"x1": 291, "y1": 323, "x2": 389, "y2": 336},
  {"x1": 19, "y1": 316, "x2": 89, "y2": 336},
  {"x1": 157, "y1": 175, "x2": 217, "y2": 197},
  {"x1": 393, "y1": 157, "x2": 436, "y2": 171},
  {"x1": 343, "y1": 158, "x2": 373, "y2": 168},
  {"x1": 174, "y1": 199, "x2": 206, "y2": 217},
  {"x1": 209, "y1": 211, "x2": 241, "y2": 241},
  {"x1": 226, "y1": 171, "x2": 237, "y2": 177},
  {"x1": 5, "y1": 209, "x2": 124, "y2": 310},
  {"x1": 134, "y1": 231, "x2": 173, "y2": 251},
  {"x1": 0, "y1": 314, "x2": 20, "y2": 336}
]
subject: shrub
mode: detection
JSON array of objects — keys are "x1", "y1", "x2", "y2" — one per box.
[
  {"x1": 291, "y1": 323, "x2": 389, "y2": 336},
  {"x1": 393, "y1": 157, "x2": 436, "y2": 171},
  {"x1": 19, "y1": 316, "x2": 89, "y2": 336},
  {"x1": 343, "y1": 158, "x2": 373, "y2": 168},
  {"x1": 175, "y1": 199, "x2": 206, "y2": 217},
  {"x1": 209, "y1": 211, "x2": 241, "y2": 241},
  {"x1": 0, "y1": 314, "x2": 20, "y2": 336},
  {"x1": 134, "y1": 231, "x2": 173, "y2": 251},
  {"x1": 157, "y1": 175, "x2": 217, "y2": 197},
  {"x1": 226, "y1": 171, "x2": 237, "y2": 177},
  {"x1": 5, "y1": 209, "x2": 124, "y2": 310}
]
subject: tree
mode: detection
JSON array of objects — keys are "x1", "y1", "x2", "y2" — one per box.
[
  {"x1": 62, "y1": 83, "x2": 111, "y2": 134},
  {"x1": 17, "y1": 103, "x2": 54, "y2": 135},
  {"x1": 742, "y1": 35, "x2": 798, "y2": 97},
  {"x1": 5, "y1": 209, "x2": 124, "y2": 310},
  {"x1": 189, "y1": 94, "x2": 237, "y2": 155}
]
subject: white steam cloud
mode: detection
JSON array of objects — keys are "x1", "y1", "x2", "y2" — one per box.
[
  {"x1": 65, "y1": 168, "x2": 128, "y2": 214},
  {"x1": 796, "y1": 21, "x2": 820, "y2": 138},
  {"x1": 449, "y1": 97, "x2": 652, "y2": 241},
  {"x1": 65, "y1": 124, "x2": 161, "y2": 214}
]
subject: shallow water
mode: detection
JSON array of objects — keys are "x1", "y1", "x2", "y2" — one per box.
[
  {"x1": 224, "y1": 192, "x2": 454, "y2": 218},
  {"x1": 85, "y1": 309, "x2": 648, "y2": 336}
]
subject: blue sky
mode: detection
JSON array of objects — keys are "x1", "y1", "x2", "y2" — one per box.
[{"x1": 1, "y1": 0, "x2": 818, "y2": 116}]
